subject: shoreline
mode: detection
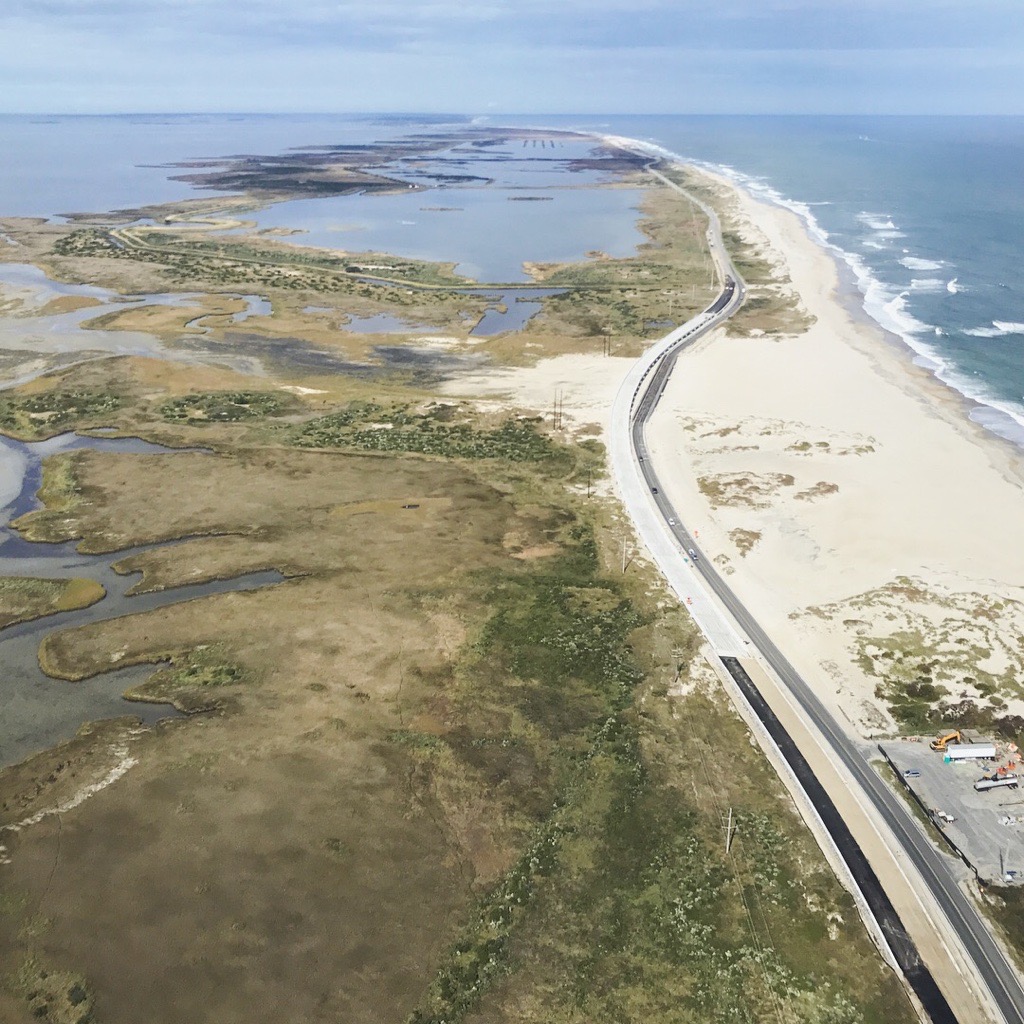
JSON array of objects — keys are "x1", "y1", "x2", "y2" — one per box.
[
  {"x1": 715, "y1": 162, "x2": 1024, "y2": 457},
  {"x1": 602, "y1": 130, "x2": 1024, "y2": 460},
  {"x1": 827, "y1": 226, "x2": 1024, "y2": 478},
  {"x1": 692, "y1": 154, "x2": 1024, "y2": 494},
  {"x1": 645, "y1": 159, "x2": 1024, "y2": 740}
]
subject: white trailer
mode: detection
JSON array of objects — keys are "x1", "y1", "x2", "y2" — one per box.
[
  {"x1": 944, "y1": 742, "x2": 997, "y2": 761},
  {"x1": 975, "y1": 774, "x2": 1019, "y2": 792}
]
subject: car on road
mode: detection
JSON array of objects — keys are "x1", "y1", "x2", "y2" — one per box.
[
  {"x1": 651, "y1": 486, "x2": 658, "y2": 494},
  {"x1": 903, "y1": 769, "x2": 921, "y2": 778},
  {"x1": 668, "y1": 518, "x2": 676, "y2": 525},
  {"x1": 688, "y1": 548, "x2": 698, "y2": 560}
]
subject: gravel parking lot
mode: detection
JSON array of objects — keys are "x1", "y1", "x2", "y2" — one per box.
[{"x1": 879, "y1": 741, "x2": 1024, "y2": 884}]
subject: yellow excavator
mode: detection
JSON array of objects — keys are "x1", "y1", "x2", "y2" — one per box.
[{"x1": 931, "y1": 730, "x2": 962, "y2": 752}]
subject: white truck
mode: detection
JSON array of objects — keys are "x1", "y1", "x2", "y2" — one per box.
[{"x1": 944, "y1": 742, "x2": 997, "y2": 761}]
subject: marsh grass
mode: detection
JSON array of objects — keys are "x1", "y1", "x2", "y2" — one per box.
[
  {"x1": 0, "y1": 576, "x2": 104, "y2": 629},
  {"x1": 52, "y1": 228, "x2": 469, "y2": 288},
  {"x1": 160, "y1": 390, "x2": 289, "y2": 423},
  {"x1": 0, "y1": 390, "x2": 122, "y2": 441},
  {"x1": 405, "y1": 511, "x2": 910, "y2": 1024},
  {"x1": 11, "y1": 453, "x2": 85, "y2": 544},
  {"x1": 124, "y1": 647, "x2": 248, "y2": 714},
  {"x1": 292, "y1": 401, "x2": 570, "y2": 467},
  {"x1": 9, "y1": 953, "x2": 95, "y2": 1024}
]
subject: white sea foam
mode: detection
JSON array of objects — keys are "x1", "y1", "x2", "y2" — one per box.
[
  {"x1": 856, "y1": 211, "x2": 904, "y2": 242},
  {"x1": 909, "y1": 278, "x2": 947, "y2": 293},
  {"x1": 947, "y1": 278, "x2": 961, "y2": 294},
  {"x1": 599, "y1": 132, "x2": 1024, "y2": 449},
  {"x1": 901, "y1": 256, "x2": 943, "y2": 271},
  {"x1": 858, "y1": 212, "x2": 898, "y2": 232},
  {"x1": 965, "y1": 321, "x2": 1024, "y2": 338}
]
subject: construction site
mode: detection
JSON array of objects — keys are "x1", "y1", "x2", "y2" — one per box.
[{"x1": 879, "y1": 730, "x2": 1024, "y2": 885}]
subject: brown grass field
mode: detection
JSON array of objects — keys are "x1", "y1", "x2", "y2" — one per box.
[{"x1": 0, "y1": 153, "x2": 915, "y2": 1024}]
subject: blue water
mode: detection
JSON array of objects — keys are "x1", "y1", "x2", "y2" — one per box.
[
  {"x1": 2, "y1": 114, "x2": 1023, "y2": 444},
  {"x1": 247, "y1": 184, "x2": 644, "y2": 283},
  {"x1": 0, "y1": 113, "x2": 445, "y2": 219},
  {"x1": 0, "y1": 114, "x2": 645, "y2": 282},
  {"x1": 223, "y1": 133, "x2": 645, "y2": 282}
]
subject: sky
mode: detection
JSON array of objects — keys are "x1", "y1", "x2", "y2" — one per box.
[{"x1": 3, "y1": 0, "x2": 1024, "y2": 115}]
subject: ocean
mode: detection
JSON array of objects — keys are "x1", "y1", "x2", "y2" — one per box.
[
  {"x1": 2, "y1": 113, "x2": 1023, "y2": 446},
  {"x1": 546, "y1": 114, "x2": 1024, "y2": 447}
]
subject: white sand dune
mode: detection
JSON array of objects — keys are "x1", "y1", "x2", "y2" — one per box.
[
  {"x1": 646, "y1": 169, "x2": 1024, "y2": 737},
  {"x1": 448, "y1": 163, "x2": 1024, "y2": 740}
]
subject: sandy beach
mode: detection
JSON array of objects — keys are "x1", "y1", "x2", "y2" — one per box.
[
  {"x1": 645, "y1": 167, "x2": 1024, "y2": 738},
  {"x1": 449, "y1": 159, "x2": 1024, "y2": 741},
  {"x1": 442, "y1": 352, "x2": 634, "y2": 450}
]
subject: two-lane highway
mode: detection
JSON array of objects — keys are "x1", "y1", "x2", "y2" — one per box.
[{"x1": 612, "y1": 162, "x2": 1024, "y2": 1024}]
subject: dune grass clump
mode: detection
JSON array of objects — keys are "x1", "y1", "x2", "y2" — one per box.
[
  {"x1": 0, "y1": 390, "x2": 122, "y2": 439},
  {"x1": 293, "y1": 401, "x2": 564, "y2": 464},
  {"x1": 124, "y1": 649, "x2": 248, "y2": 714},
  {"x1": 160, "y1": 390, "x2": 287, "y2": 423}
]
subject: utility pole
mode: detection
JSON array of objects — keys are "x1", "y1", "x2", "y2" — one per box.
[
  {"x1": 724, "y1": 808, "x2": 736, "y2": 855},
  {"x1": 621, "y1": 538, "x2": 628, "y2": 574},
  {"x1": 553, "y1": 389, "x2": 564, "y2": 430}
]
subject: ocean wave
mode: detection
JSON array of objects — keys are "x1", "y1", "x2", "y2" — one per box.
[
  {"x1": 858, "y1": 212, "x2": 898, "y2": 232},
  {"x1": 900, "y1": 256, "x2": 943, "y2": 271},
  {"x1": 600, "y1": 131, "x2": 1024, "y2": 451},
  {"x1": 856, "y1": 211, "x2": 904, "y2": 242},
  {"x1": 947, "y1": 278, "x2": 961, "y2": 294},
  {"x1": 965, "y1": 321, "x2": 1024, "y2": 338},
  {"x1": 909, "y1": 278, "x2": 947, "y2": 293}
]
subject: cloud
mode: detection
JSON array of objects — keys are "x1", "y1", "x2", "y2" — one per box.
[
  {"x1": 2, "y1": 1, "x2": 1023, "y2": 112},
  {"x1": 5, "y1": 0, "x2": 1023, "y2": 51}
]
